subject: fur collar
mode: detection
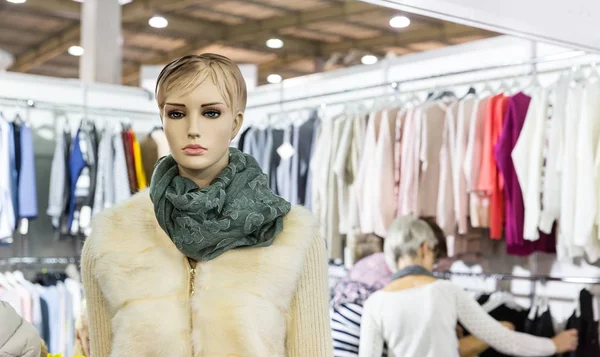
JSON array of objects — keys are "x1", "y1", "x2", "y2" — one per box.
[{"x1": 85, "y1": 190, "x2": 318, "y2": 357}]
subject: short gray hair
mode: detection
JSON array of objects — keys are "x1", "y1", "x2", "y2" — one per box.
[{"x1": 384, "y1": 216, "x2": 439, "y2": 272}]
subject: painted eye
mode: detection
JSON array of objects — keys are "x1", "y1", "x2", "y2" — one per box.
[
  {"x1": 168, "y1": 111, "x2": 185, "y2": 119},
  {"x1": 203, "y1": 110, "x2": 221, "y2": 119}
]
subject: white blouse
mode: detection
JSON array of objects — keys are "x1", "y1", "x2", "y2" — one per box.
[{"x1": 359, "y1": 280, "x2": 556, "y2": 357}]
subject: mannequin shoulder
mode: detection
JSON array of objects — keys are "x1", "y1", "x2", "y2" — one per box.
[
  {"x1": 83, "y1": 190, "x2": 157, "y2": 253},
  {"x1": 275, "y1": 205, "x2": 322, "y2": 256}
]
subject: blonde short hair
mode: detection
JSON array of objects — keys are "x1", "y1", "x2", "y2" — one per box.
[
  {"x1": 384, "y1": 216, "x2": 439, "y2": 272},
  {"x1": 155, "y1": 53, "x2": 247, "y2": 115}
]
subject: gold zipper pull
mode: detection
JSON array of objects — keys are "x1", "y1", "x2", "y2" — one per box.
[{"x1": 190, "y1": 268, "x2": 196, "y2": 296}]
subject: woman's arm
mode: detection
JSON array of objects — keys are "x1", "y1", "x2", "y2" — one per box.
[
  {"x1": 450, "y1": 283, "x2": 556, "y2": 356},
  {"x1": 286, "y1": 233, "x2": 333, "y2": 357},
  {"x1": 458, "y1": 322, "x2": 514, "y2": 357},
  {"x1": 81, "y1": 240, "x2": 113, "y2": 357}
]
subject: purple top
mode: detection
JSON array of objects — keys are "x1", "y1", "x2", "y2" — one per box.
[{"x1": 494, "y1": 92, "x2": 555, "y2": 256}]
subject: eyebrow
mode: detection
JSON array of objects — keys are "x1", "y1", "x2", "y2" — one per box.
[
  {"x1": 201, "y1": 102, "x2": 225, "y2": 107},
  {"x1": 164, "y1": 102, "x2": 224, "y2": 108}
]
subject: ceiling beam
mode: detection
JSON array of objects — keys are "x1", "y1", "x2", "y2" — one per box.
[
  {"x1": 9, "y1": 0, "x2": 198, "y2": 72},
  {"x1": 322, "y1": 24, "x2": 494, "y2": 55},
  {"x1": 9, "y1": 24, "x2": 79, "y2": 72},
  {"x1": 121, "y1": 3, "x2": 375, "y2": 83}
]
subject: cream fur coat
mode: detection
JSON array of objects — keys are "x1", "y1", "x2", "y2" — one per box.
[{"x1": 81, "y1": 190, "x2": 333, "y2": 357}]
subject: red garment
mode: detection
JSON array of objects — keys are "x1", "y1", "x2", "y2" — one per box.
[{"x1": 477, "y1": 94, "x2": 508, "y2": 239}]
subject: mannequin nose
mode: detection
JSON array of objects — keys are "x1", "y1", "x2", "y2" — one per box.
[{"x1": 187, "y1": 117, "x2": 201, "y2": 139}]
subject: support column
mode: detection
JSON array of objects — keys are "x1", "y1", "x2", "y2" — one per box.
[{"x1": 80, "y1": 0, "x2": 122, "y2": 84}]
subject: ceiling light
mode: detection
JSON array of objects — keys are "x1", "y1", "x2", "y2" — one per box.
[
  {"x1": 389, "y1": 15, "x2": 411, "y2": 28},
  {"x1": 6, "y1": 0, "x2": 27, "y2": 3},
  {"x1": 361, "y1": 55, "x2": 378, "y2": 65},
  {"x1": 266, "y1": 38, "x2": 284, "y2": 49},
  {"x1": 267, "y1": 74, "x2": 283, "y2": 84},
  {"x1": 149, "y1": 15, "x2": 168, "y2": 29},
  {"x1": 68, "y1": 45, "x2": 84, "y2": 57},
  {"x1": 72, "y1": 0, "x2": 133, "y2": 4}
]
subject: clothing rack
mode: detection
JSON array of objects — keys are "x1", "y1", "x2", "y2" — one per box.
[
  {"x1": 0, "y1": 96, "x2": 158, "y2": 120},
  {"x1": 0, "y1": 256, "x2": 80, "y2": 267},
  {"x1": 246, "y1": 50, "x2": 591, "y2": 111}
]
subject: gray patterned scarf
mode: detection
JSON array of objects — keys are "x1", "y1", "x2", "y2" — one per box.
[{"x1": 149, "y1": 147, "x2": 291, "y2": 262}]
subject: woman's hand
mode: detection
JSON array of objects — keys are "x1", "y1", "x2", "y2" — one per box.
[
  {"x1": 499, "y1": 321, "x2": 515, "y2": 330},
  {"x1": 552, "y1": 329, "x2": 578, "y2": 353}
]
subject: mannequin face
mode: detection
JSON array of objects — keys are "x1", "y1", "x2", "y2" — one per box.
[{"x1": 162, "y1": 79, "x2": 243, "y2": 187}]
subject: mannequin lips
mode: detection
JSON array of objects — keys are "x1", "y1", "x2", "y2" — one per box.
[{"x1": 182, "y1": 144, "x2": 207, "y2": 155}]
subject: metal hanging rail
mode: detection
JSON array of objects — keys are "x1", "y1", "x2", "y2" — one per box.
[
  {"x1": 0, "y1": 96, "x2": 158, "y2": 119},
  {"x1": 0, "y1": 256, "x2": 80, "y2": 266},
  {"x1": 246, "y1": 50, "x2": 591, "y2": 110},
  {"x1": 434, "y1": 271, "x2": 600, "y2": 285}
]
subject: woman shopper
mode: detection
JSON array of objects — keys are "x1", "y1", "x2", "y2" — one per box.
[
  {"x1": 81, "y1": 54, "x2": 333, "y2": 357},
  {"x1": 331, "y1": 218, "x2": 512, "y2": 357},
  {"x1": 358, "y1": 215, "x2": 578, "y2": 357}
]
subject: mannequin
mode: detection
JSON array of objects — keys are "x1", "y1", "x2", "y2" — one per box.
[{"x1": 81, "y1": 54, "x2": 333, "y2": 357}]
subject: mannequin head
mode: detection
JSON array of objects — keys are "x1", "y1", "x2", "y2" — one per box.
[
  {"x1": 155, "y1": 54, "x2": 247, "y2": 187},
  {"x1": 384, "y1": 216, "x2": 445, "y2": 272}
]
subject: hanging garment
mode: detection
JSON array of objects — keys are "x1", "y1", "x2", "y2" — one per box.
[
  {"x1": 356, "y1": 111, "x2": 383, "y2": 234},
  {"x1": 333, "y1": 116, "x2": 355, "y2": 234},
  {"x1": 497, "y1": 92, "x2": 555, "y2": 256},
  {"x1": 93, "y1": 127, "x2": 115, "y2": 216},
  {"x1": 478, "y1": 94, "x2": 508, "y2": 239},
  {"x1": 276, "y1": 127, "x2": 295, "y2": 202},
  {"x1": 47, "y1": 118, "x2": 68, "y2": 229},
  {"x1": 418, "y1": 102, "x2": 450, "y2": 218},
  {"x1": 112, "y1": 127, "x2": 131, "y2": 204},
  {"x1": 453, "y1": 97, "x2": 478, "y2": 234},
  {"x1": 0, "y1": 114, "x2": 16, "y2": 239},
  {"x1": 305, "y1": 119, "x2": 321, "y2": 209},
  {"x1": 236, "y1": 126, "x2": 251, "y2": 151},
  {"x1": 327, "y1": 117, "x2": 346, "y2": 259},
  {"x1": 464, "y1": 97, "x2": 489, "y2": 228},
  {"x1": 132, "y1": 132, "x2": 147, "y2": 190},
  {"x1": 121, "y1": 129, "x2": 136, "y2": 194},
  {"x1": 397, "y1": 108, "x2": 419, "y2": 216},
  {"x1": 558, "y1": 84, "x2": 585, "y2": 260},
  {"x1": 437, "y1": 102, "x2": 458, "y2": 235},
  {"x1": 372, "y1": 109, "x2": 399, "y2": 237},
  {"x1": 512, "y1": 90, "x2": 547, "y2": 242},
  {"x1": 565, "y1": 289, "x2": 600, "y2": 357},
  {"x1": 292, "y1": 115, "x2": 317, "y2": 206},
  {"x1": 573, "y1": 82, "x2": 600, "y2": 262},
  {"x1": 393, "y1": 109, "x2": 408, "y2": 212},
  {"x1": 539, "y1": 77, "x2": 569, "y2": 234}
]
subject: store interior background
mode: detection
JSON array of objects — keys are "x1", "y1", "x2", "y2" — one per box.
[{"x1": 1, "y1": 0, "x2": 600, "y2": 321}]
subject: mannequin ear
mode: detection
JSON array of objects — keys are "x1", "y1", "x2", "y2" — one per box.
[{"x1": 231, "y1": 111, "x2": 244, "y2": 139}]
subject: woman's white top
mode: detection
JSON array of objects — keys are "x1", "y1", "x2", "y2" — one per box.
[{"x1": 359, "y1": 280, "x2": 556, "y2": 357}]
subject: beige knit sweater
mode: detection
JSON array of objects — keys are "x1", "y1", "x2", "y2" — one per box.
[{"x1": 82, "y1": 190, "x2": 333, "y2": 357}]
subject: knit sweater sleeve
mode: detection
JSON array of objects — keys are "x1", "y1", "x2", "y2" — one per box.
[
  {"x1": 286, "y1": 232, "x2": 334, "y2": 357},
  {"x1": 81, "y1": 239, "x2": 113, "y2": 357}
]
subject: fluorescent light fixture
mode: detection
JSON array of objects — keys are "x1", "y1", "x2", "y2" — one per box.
[
  {"x1": 267, "y1": 74, "x2": 283, "y2": 84},
  {"x1": 149, "y1": 15, "x2": 168, "y2": 28},
  {"x1": 6, "y1": 0, "x2": 27, "y2": 3},
  {"x1": 389, "y1": 15, "x2": 411, "y2": 28},
  {"x1": 266, "y1": 38, "x2": 284, "y2": 49},
  {"x1": 68, "y1": 45, "x2": 84, "y2": 56},
  {"x1": 361, "y1": 55, "x2": 378, "y2": 65}
]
